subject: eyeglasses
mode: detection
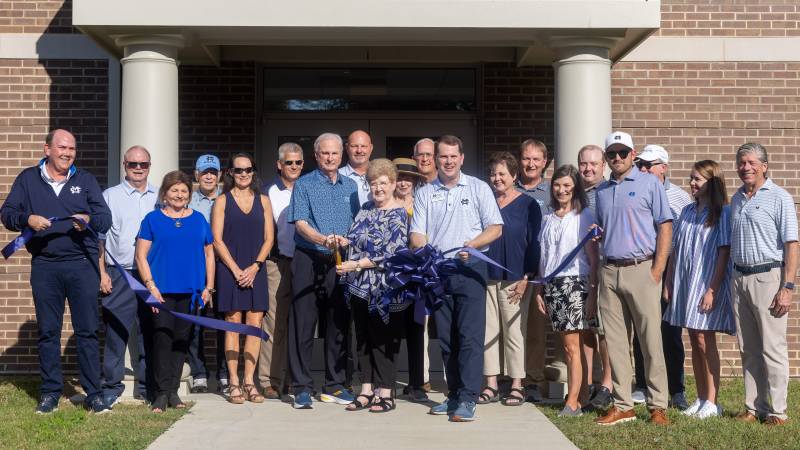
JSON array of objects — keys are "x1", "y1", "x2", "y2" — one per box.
[
  {"x1": 635, "y1": 160, "x2": 663, "y2": 170},
  {"x1": 125, "y1": 161, "x2": 151, "y2": 169},
  {"x1": 231, "y1": 167, "x2": 254, "y2": 174},
  {"x1": 605, "y1": 149, "x2": 631, "y2": 161},
  {"x1": 282, "y1": 160, "x2": 303, "y2": 166},
  {"x1": 200, "y1": 169, "x2": 219, "y2": 176}
]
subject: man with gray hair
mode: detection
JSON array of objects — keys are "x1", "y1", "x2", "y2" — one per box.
[
  {"x1": 730, "y1": 143, "x2": 798, "y2": 426},
  {"x1": 413, "y1": 138, "x2": 437, "y2": 183},
  {"x1": 287, "y1": 133, "x2": 361, "y2": 409}
]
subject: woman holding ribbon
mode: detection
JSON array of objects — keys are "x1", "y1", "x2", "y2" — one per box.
[
  {"x1": 337, "y1": 158, "x2": 409, "y2": 413},
  {"x1": 480, "y1": 152, "x2": 541, "y2": 406},
  {"x1": 533, "y1": 164, "x2": 599, "y2": 417},
  {"x1": 135, "y1": 170, "x2": 215, "y2": 413},
  {"x1": 663, "y1": 160, "x2": 734, "y2": 419},
  {"x1": 212, "y1": 153, "x2": 274, "y2": 404}
]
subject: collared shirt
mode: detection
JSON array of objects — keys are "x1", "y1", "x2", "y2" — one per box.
[
  {"x1": 410, "y1": 172, "x2": 503, "y2": 252},
  {"x1": 664, "y1": 178, "x2": 693, "y2": 221},
  {"x1": 288, "y1": 169, "x2": 360, "y2": 253},
  {"x1": 730, "y1": 178, "x2": 798, "y2": 266},
  {"x1": 584, "y1": 178, "x2": 606, "y2": 216},
  {"x1": 596, "y1": 169, "x2": 672, "y2": 260},
  {"x1": 102, "y1": 180, "x2": 158, "y2": 269},
  {"x1": 266, "y1": 177, "x2": 296, "y2": 257},
  {"x1": 516, "y1": 178, "x2": 551, "y2": 215},
  {"x1": 339, "y1": 164, "x2": 371, "y2": 206},
  {"x1": 39, "y1": 159, "x2": 76, "y2": 196},
  {"x1": 189, "y1": 188, "x2": 220, "y2": 223}
]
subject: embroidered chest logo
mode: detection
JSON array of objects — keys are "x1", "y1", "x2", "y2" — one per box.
[
  {"x1": 628, "y1": 191, "x2": 635, "y2": 197},
  {"x1": 70, "y1": 186, "x2": 81, "y2": 194},
  {"x1": 461, "y1": 198, "x2": 470, "y2": 206}
]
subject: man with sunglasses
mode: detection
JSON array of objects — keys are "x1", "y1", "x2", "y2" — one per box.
[
  {"x1": 257, "y1": 143, "x2": 303, "y2": 399},
  {"x1": 97, "y1": 145, "x2": 158, "y2": 407},
  {"x1": 630, "y1": 145, "x2": 692, "y2": 411},
  {"x1": 339, "y1": 129, "x2": 374, "y2": 206},
  {"x1": 594, "y1": 131, "x2": 673, "y2": 426}
]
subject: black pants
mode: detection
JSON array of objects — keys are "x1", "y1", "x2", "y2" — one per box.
[
  {"x1": 151, "y1": 294, "x2": 192, "y2": 396},
  {"x1": 634, "y1": 301, "x2": 685, "y2": 395},
  {"x1": 403, "y1": 306, "x2": 426, "y2": 389},
  {"x1": 288, "y1": 247, "x2": 350, "y2": 394},
  {"x1": 351, "y1": 301, "x2": 405, "y2": 390},
  {"x1": 186, "y1": 300, "x2": 228, "y2": 382}
]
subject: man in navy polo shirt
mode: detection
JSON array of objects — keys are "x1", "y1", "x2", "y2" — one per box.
[
  {"x1": 1, "y1": 129, "x2": 112, "y2": 414},
  {"x1": 410, "y1": 134, "x2": 503, "y2": 422},
  {"x1": 286, "y1": 132, "x2": 360, "y2": 409}
]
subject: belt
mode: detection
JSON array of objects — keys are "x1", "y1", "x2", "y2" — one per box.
[
  {"x1": 606, "y1": 255, "x2": 654, "y2": 267},
  {"x1": 268, "y1": 254, "x2": 293, "y2": 262},
  {"x1": 734, "y1": 261, "x2": 783, "y2": 275}
]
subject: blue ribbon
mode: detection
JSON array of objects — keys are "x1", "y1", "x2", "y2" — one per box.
[
  {"x1": 3, "y1": 216, "x2": 269, "y2": 341},
  {"x1": 529, "y1": 226, "x2": 602, "y2": 285}
]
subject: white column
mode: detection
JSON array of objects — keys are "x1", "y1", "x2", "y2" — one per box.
[
  {"x1": 551, "y1": 37, "x2": 617, "y2": 168},
  {"x1": 116, "y1": 35, "x2": 184, "y2": 186}
]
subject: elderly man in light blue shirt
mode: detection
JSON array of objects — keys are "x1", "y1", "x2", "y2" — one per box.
[
  {"x1": 338, "y1": 129, "x2": 373, "y2": 206},
  {"x1": 410, "y1": 134, "x2": 503, "y2": 422},
  {"x1": 98, "y1": 145, "x2": 158, "y2": 406}
]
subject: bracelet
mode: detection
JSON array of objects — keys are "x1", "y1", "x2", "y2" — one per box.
[
  {"x1": 205, "y1": 287, "x2": 216, "y2": 294},
  {"x1": 144, "y1": 279, "x2": 155, "y2": 286}
]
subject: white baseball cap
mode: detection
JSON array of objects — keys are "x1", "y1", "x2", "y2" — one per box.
[
  {"x1": 637, "y1": 144, "x2": 669, "y2": 164},
  {"x1": 604, "y1": 131, "x2": 634, "y2": 152}
]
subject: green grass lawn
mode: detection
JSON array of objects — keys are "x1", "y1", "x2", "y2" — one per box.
[
  {"x1": 0, "y1": 376, "x2": 189, "y2": 450},
  {"x1": 539, "y1": 377, "x2": 800, "y2": 450}
]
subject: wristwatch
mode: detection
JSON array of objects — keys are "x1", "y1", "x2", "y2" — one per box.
[
  {"x1": 254, "y1": 260, "x2": 264, "y2": 270},
  {"x1": 784, "y1": 282, "x2": 796, "y2": 291},
  {"x1": 205, "y1": 287, "x2": 216, "y2": 294}
]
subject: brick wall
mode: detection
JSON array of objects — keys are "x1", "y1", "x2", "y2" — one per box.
[
  {"x1": 0, "y1": 0, "x2": 76, "y2": 34},
  {"x1": 658, "y1": 0, "x2": 800, "y2": 37}
]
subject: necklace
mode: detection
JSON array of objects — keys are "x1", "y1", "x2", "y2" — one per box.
[{"x1": 166, "y1": 208, "x2": 187, "y2": 228}]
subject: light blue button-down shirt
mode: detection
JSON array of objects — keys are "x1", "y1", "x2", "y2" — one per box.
[
  {"x1": 102, "y1": 180, "x2": 158, "y2": 269},
  {"x1": 189, "y1": 188, "x2": 220, "y2": 223},
  {"x1": 339, "y1": 164, "x2": 371, "y2": 206},
  {"x1": 596, "y1": 169, "x2": 672, "y2": 260},
  {"x1": 731, "y1": 178, "x2": 799, "y2": 266},
  {"x1": 410, "y1": 172, "x2": 503, "y2": 253}
]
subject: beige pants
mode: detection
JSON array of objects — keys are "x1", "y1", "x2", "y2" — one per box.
[
  {"x1": 733, "y1": 267, "x2": 788, "y2": 419},
  {"x1": 484, "y1": 280, "x2": 529, "y2": 379},
  {"x1": 524, "y1": 289, "x2": 547, "y2": 383},
  {"x1": 257, "y1": 258, "x2": 293, "y2": 389},
  {"x1": 599, "y1": 262, "x2": 668, "y2": 411},
  {"x1": 423, "y1": 316, "x2": 430, "y2": 384}
]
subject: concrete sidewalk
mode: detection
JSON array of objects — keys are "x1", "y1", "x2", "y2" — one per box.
[{"x1": 148, "y1": 389, "x2": 578, "y2": 450}]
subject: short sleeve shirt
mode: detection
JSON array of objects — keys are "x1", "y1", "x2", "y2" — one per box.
[
  {"x1": 410, "y1": 172, "x2": 503, "y2": 252},
  {"x1": 339, "y1": 164, "x2": 371, "y2": 206},
  {"x1": 189, "y1": 188, "x2": 220, "y2": 223},
  {"x1": 538, "y1": 208, "x2": 595, "y2": 278},
  {"x1": 730, "y1": 178, "x2": 799, "y2": 266},
  {"x1": 266, "y1": 179, "x2": 295, "y2": 257},
  {"x1": 596, "y1": 169, "x2": 673, "y2": 260},
  {"x1": 516, "y1": 179, "x2": 551, "y2": 215},
  {"x1": 664, "y1": 179, "x2": 693, "y2": 221},
  {"x1": 102, "y1": 180, "x2": 158, "y2": 269},
  {"x1": 288, "y1": 169, "x2": 360, "y2": 253}
]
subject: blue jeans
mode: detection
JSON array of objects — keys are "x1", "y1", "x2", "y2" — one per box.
[
  {"x1": 434, "y1": 259, "x2": 487, "y2": 404},
  {"x1": 30, "y1": 258, "x2": 102, "y2": 401}
]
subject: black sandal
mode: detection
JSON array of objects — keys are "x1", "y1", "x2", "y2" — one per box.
[
  {"x1": 168, "y1": 392, "x2": 187, "y2": 409},
  {"x1": 369, "y1": 396, "x2": 396, "y2": 413},
  {"x1": 478, "y1": 386, "x2": 500, "y2": 404},
  {"x1": 345, "y1": 394, "x2": 374, "y2": 411},
  {"x1": 151, "y1": 394, "x2": 168, "y2": 413},
  {"x1": 501, "y1": 387, "x2": 525, "y2": 406}
]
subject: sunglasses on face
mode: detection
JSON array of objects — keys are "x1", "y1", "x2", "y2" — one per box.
[
  {"x1": 605, "y1": 149, "x2": 631, "y2": 161},
  {"x1": 282, "y1": 160, "x2": 303, "y2": 166},
  {"x1": 635, "y1": 160, "x2": 663, "y2": 170},
  {"x1": 125, "y1": 161, "x2": 151, "y2": 169},
  {"x1": 231, "y1": 167, "x2": 254, "y2": 174}
]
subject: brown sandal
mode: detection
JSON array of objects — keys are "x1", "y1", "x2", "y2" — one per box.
[
  {"x1": 228, "y1": 385, "x2": 245, "y2": 404},
  {"x1": 243, "y1": 384, "x2": 265, "y2": 403}
]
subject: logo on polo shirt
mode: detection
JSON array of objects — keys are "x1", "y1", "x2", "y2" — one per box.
[
  {"x1": 461, "y1": 198, "x2": 470, "y2": 206},
  {"x1": 628, "y1": 191, "x2": 635, "y2": 197},
  {"x1": 70, "y1": 186, "x2": 82, "y2": 194}
]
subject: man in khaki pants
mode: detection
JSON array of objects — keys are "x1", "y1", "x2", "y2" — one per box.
[
  {"x1": 593, "y1": 132, "x2": 673, "y2": 426},
  {"x1": 257, "y1": 143, "x2": 304, "y2": 398},
  {"x1": 730, "y1": 143, "x2": 798, "y2": 426}
]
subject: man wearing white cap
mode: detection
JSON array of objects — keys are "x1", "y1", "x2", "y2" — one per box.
[{"x1": 628, "y1": 144, "x2": 693, "y2": 411}]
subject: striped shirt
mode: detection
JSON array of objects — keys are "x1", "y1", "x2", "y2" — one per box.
[
  {"x1": 730, "y1": 178, "x2": 799, "y2": 266},
  {"x1": 516, "y1": 179, "x2": 550, "y2": 215},
  {"x1": 664, "y1": 179, "x2": 693, "y2": 221}
]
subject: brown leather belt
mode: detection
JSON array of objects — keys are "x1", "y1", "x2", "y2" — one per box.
[{"x1": 606, "y1": 255, "x2": 654, "y2": 267}]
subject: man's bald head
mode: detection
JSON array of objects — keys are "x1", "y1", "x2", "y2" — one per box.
[{"x1": 346, "y1": 129, "x2": 373, "y2": 170}]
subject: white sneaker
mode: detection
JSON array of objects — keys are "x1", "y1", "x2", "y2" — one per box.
[
  {"x1": 696, "y1": 401, "x2": 722, "y2": 419},
  {"x1": 682, "y1": 398, "x2": 704, "y2": 416},
  {"x1": 631, "y1": 389, "x2": 646, "y2": 404}
]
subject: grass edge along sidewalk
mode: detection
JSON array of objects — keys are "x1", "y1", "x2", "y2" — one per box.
[
  {"x1": 0, "y1": 376, "x2": 188, "y2": 450},
  {"x1": 539, "y1": 377, "x2": 800, "y2": 450}
]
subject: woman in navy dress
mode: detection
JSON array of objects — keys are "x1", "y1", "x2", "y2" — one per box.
[
  {"x1": 212, "y1": 153, "x2": 274, "y2": 404},
  {"x1": 136, "y1": 170, "x2": 214, "y2": 413}
]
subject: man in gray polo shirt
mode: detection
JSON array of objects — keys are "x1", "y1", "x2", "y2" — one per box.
[
  {"x1": 730, "y1": 143, "x2": 798, "y2": 426},
  {"x1": 339, "y1": 129, "x2": 373, "y2": 206},
  {"x1": 594, "y1": 131, "x2": 673, "y2": 426}
]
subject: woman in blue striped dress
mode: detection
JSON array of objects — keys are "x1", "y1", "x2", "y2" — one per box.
[{"x1": 663, "y1": 160, "x2": 735, "y2": 419}]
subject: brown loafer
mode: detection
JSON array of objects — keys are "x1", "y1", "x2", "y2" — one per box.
[
  {"x1": 735, "y1": 411, "x2": 759, "y2": 423},
  {"x1": 263, "y1": 386, "x2": 281, "y2": 400},
  {"x1": 764, "y1": 416, "x2": 787, "y2": 426},
  {"x1": 649, "y1": 408, "x2": 670, "y2": 425},
  {"x1": 594, "y1": 407, "x2": 637, "y2": 425}
]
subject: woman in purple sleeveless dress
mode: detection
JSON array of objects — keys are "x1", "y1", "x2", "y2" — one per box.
[{"x1": 212, "y1": 153, "x2": 274, "y2": 404}]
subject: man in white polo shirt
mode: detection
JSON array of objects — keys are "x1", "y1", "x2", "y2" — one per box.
[{"x1": 257, "y1": 142, "x2": 304, "y2": 399}]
